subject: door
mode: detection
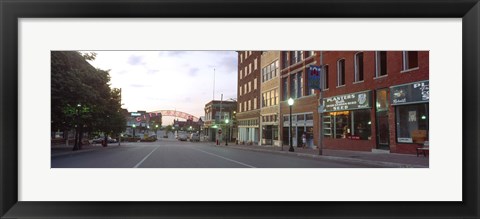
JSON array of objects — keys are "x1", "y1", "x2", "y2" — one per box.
[{"x1": 376, "y1": 89, "x2": 390, "y2": 150}]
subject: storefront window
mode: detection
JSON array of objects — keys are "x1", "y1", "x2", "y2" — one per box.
[
  {"x1": 396, "y1": 104, "x2": 429, "y2": 144},
  {"x1": 352, "y1": 110, "x2": 372, "y2": 140},
  {"x1": 334, "y1": 111, "x2": 350, "y2": 139},
  {"x1": 323, "y1": 110, "x2": 372, "y2": 140},
  {"x1": 272, "y1": 126, "x2": 279, "y2": 140}
]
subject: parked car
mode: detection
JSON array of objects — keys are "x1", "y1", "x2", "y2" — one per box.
[
  {"x1": 107, "y1": 137, "x2": 117, "y2": 143},
  {"x1": 190, "y1": 133, "x2": 200, "y2": 142},
  {"x1": 178, "y1": 134, "x2": 188, "y2": 141}
]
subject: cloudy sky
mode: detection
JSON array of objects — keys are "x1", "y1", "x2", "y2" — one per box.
[{"x1": 84, "y1": 51, "x2": 238, "y2": 125}]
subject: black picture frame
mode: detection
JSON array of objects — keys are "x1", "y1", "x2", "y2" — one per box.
[{"x1": 1, "y1": 0, "x2": 479, "y2": 218}]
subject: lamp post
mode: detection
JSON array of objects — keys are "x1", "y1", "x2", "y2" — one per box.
[
  {"x1": 225, "y1": 119, "x2": 229, "y2": 146},
  {"x1": 288, "y1": 98, "x2": 295, "y2": 152},
  {"x1": 132, "y1": 124, "x2": 136, "y2": 139}
]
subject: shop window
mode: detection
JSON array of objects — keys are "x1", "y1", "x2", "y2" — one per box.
[
  {"x1": 324, "y1": 110, "x2": 372, "y2": 140},
  {"x1": 375, "y1": 51, "x2": 387, "y2": 77},
  {"x1": 402, "y1": 51, "x2": 419, "y2": 70},
  {"x1": 395, "y1": 104, "x2": 429, "y2": 144},
  {"x1": 273, "y1": 126, "x2": 279, "y2": 140},
  {"x1": 337, "y1": 59, "x2": 345, "y2": 86},
  {"x1": 354, "y1": 52, "x2": 364, "y2": 82},
  {"x1": 352, "y1": 110, "x2": 371, "y2": 140}
]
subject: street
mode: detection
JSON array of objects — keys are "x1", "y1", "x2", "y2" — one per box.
[{"x1": 51, "y1": 139, "x2": 383, "y2": 168}]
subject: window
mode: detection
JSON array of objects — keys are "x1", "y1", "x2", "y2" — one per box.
[
  {"x1": 324, "y1": 65, "x2": 329, "y2": 89},
  {"x1": 282, "y1": 77, "x2": 288, "y2": 101},
  {"x1": 304, "y1": 51, "x2": 311, "y2": 57},
  {"x1": 274, "y1": 89, "x2": 278, "y2": 105},
  {"x1": 248, "y1": 100, "x2": 251, "y2": 111},
  {"x1": 282, "y1": 52, "x2": 288, "y2": 68},
  {"x1": 244, "y1": 101, "x2": 247, "y2": 111},
  {"x1": 337, "y1": 59, "x2": 346, "y2": 86},
  {"x1": 254, "y1": 97, "x2": 257, "y2": 109},
  {"x1": 254, "y1": 58, "x2": 258, "y2": 70},
  {"x1": 262, "y1": 93, "x2": 266, "y2": 107},
  {"x1": 324, "y1": 110, "x2": 371, "y2": 140},
  {"x1": 240, "y1": 70, "x2": 243, "y2": 79},
  {"x1": 296, "y1": 72, "x2": 303, "y2": 98},
  {"x1": 396, "y1": 104, "x2": 429, "y2": 144},
  {"x1": 403, "y1": 51, "x2": 419, "y2": 70},
  {"x1": 375, "y1": 51, "x2": 387, "y2": 77},
  {"x1": 248, "y1": 81, "x2": 251, "y2": 92},
  {"x1": 249, "y1": 63, "x2": 252, "y2": 74},
  {"x1": 290, "y1": 74, "x2": 297, "y2": 98},
  {"x1": 254, "y1": 78, "x2": 257, "y2": 90},
  {"x1": 306, "y1": 114, "x2": 314, "y2": 121},
  {"x1": 244, "y1": 66, "x2": 247, "y2": 77},
  {"x1": 290, "y1": 51, "x2": 302, "y2": 64},
  {"x1": 239, "y1": 86, "x2": 242, "y2": 96},
  {"x1": 354, "y1": 52, "x2": 364, "y2": 82},
  {"x1": 240, "y1": 53, "x2": 243, "y2": 63},
  {"x1": 244, "y1": 84, "x2": 247, "y2": 94}
]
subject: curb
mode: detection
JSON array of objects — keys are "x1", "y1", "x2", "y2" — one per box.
[
  {"x1": 213, "y1": 144, "x2": 427, "y2": 168},
  {"x1": 51, "y1": 145, "x2": 120, "y2": 158}
]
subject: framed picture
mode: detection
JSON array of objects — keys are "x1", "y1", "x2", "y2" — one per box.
[{"x1": 1, "y1": 0, "x2": 479, "y2": 218}]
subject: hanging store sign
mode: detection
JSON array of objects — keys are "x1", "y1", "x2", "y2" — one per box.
[
  {"x1": 322, "y1": 90, "x2": 372, "y2": 112},
  {"x1": 307, "y1": 65, "x2": 322, "y2": 90},
  {"x1": 390, "y1": 80, "x2": 429, "y2": 105}
]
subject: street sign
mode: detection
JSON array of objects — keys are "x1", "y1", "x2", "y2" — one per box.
[{"x1": 218, "y1": 129, "x2": 222, "y2": 134}]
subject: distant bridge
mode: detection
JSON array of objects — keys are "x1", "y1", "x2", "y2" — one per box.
[{"x1": 147, "y1": 110, "x2": 199, "y2": 122}]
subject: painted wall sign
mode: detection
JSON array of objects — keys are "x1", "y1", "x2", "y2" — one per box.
[
  {"x1": 322, "y1": 90, "x2": 372, "y2": 112},
  {"x1": 390, "y1": 80, "x2": 429, "y2": 105}
]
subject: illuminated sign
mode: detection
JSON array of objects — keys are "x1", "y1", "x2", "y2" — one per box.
[{"x1": 131, "y1": 112, "x2": 141, "y2": 116}]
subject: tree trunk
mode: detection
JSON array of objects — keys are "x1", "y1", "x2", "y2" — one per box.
[
  {"x1": 72, "y1": 128, "x2": 79, "y2": 151},
  {"x1": 78, "y1": 126, "x2": 84, "y2": 150}
]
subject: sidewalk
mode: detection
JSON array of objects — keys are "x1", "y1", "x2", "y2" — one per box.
[
  {"x1": 51, "y1": 143, "x2": 119, "y2": 157},
  {"x1": 208, "y1": 142, "x2": 429, "y2": 168}
]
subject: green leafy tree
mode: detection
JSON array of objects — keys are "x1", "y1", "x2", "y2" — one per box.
[{"x1": 51, "y1": 51, "x2": 125, "y2": 150}]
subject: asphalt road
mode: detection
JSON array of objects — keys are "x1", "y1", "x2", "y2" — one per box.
[{"x1": 51, "y1": 139, "x2": 382, "y2": 168}]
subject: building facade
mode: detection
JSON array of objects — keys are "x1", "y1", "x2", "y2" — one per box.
[
  {"x1": 279, "y1": 51, "x2": 320, "y2": 148},
  {"x1": 320, "y1": 51, "x2": 429, "y2": 154},
  {"x1": 259, "y1": 51, "x2": 281, "y2": 146},
  {"x1": 203, "y1": 100, "x2": 237, "y2": 142},
  {"x1": 237, "y1": 51, "x2": 262, "y2": 144}
]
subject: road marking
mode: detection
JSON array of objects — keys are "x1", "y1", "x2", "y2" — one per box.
[
  {"x1": 191, "y1": 147, "x2": 256, "y2": 168},
  {"x1": 133, "y1": 146, "x2": 160, "y2": 168}
]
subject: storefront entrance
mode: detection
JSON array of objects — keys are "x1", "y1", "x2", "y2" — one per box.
[{"x1": 376, "y1": 89, "x2": 390, "y2": 150}]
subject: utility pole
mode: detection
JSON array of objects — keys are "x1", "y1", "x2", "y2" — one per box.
[
  {"x1": 220, "y1": 93, "x2": 223, "y2": 144},
  {"x1": 213, "y1": 68, "x2": 216, "y2": 100}
]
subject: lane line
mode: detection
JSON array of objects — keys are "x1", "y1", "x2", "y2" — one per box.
[
  {"x1": 191, "y1": 147, "x2": 256, "y2": 168},
  {"x1": 133, "y1": 146, "x2": 160, "y2": 168}
]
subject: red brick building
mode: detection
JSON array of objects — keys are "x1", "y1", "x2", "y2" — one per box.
[
  {"x1": 237, "y1": 51, "x2": 262, "y2": 144},
  {"x1": 319, "y1": 51, "x2": 429, "y2": 154},
  {"x1": 279, "y1": 51, "x2": 320, "y2": 148}
]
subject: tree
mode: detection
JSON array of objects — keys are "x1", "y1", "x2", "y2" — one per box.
[{"x1": 51, "y1": 51, "x2": 125, "y2": 150}]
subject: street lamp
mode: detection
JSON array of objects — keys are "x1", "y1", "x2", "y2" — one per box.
[
  {"x1": 225, "y1": 118, "x2": 229, "y2": 146},
  {"x1": 288, "y1": 97, "x2": 295, "y2": 152}
]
